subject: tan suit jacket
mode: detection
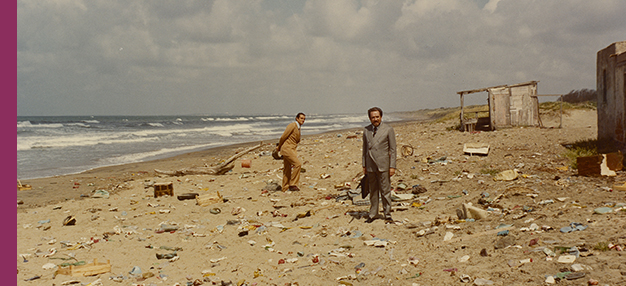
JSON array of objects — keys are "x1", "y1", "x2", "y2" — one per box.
[{"x1": 278, "y1": 122, "x2": 301, "y2": 157}]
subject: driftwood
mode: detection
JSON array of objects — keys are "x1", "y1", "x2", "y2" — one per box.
[{"x1": 155, "y1": 143, "x2": 263, "y2": 176}]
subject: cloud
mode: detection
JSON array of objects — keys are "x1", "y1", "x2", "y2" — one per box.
[
  {"x1": 17, "y1": 0, "x2": 626, "y2": 116},
  {"x1": 483, "y1": 0, "x2": 500, "y2": 13}
]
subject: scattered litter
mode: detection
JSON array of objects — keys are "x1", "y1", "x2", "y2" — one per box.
[
  {"x1": 91, "y1": 190, "x2": 109, "y2": 199},
  {"x1": 63, "y1": 216, "x2": 76, "y2": 226},
  {"x1": 42, "y1": 262, "x2": 57, "y2": 270},
  {"x1": 560, "y1": 222, "x2": 587, "y2": 233},
  {"x1": 364, "y1": 240, "x2": 388, "y2": 247},
  {"x1": 473, "y1": 278, "x2": 494, "y2": 285},
  {"x1": 594, "y1": 207, "x2": 613, "y2": 214},
  {"x1": 463, "y1": 143, "x2": 490, "y2": 155},
  {"x1": 494, "y1": 169, "x2": 518, "y2": 181},
  {"x1": 557, "y1": 254, "x2": 576, "y2": 263}
]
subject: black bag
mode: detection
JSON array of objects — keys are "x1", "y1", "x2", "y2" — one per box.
[
  {"x1": 272, "y1": 148, "x2": 283, "y2": 160},
  {"x1": 358, "y1": 174, "x2": 369, "y2": 199}
]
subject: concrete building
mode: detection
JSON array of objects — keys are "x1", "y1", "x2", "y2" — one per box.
[{"x1": 597, "y1": 41, "x2": 626, "y2": 150}]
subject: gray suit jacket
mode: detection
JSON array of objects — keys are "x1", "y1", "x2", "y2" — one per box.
[{"x1": 362, "y1": 122, "x2": 397, "y2": 172}]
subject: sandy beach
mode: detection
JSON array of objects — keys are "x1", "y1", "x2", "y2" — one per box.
[{"x1": 16, "y1": 109, "x2": 626, "y2": 285}]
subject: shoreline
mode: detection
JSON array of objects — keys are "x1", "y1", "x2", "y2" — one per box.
[
  {"x1": 17, "y1": 113, "x2": 435, "y2": 209},
  {"x1": 17, "y1": 110, "x2": 437, "y2": 181}
]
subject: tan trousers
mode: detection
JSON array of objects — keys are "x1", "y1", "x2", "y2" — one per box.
[{"x1": 281, "y1": 150, "x2": 301, "y2": 191}]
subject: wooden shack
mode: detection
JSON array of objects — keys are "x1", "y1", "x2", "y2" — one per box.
[
  {"x1": 457, "y1": 81, "x2": 544, "y2": 131},
  {"x1": 597, "y1": 41, "x2": 626, "y2": 151}
]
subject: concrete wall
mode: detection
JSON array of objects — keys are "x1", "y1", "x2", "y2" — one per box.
[{"x1": 597, "y1": 41, "x2": 626, "y2": 150}]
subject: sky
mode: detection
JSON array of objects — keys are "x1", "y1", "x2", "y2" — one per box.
[{"x1": 16, "y1": 0, "x2": 626, "y2": 116}]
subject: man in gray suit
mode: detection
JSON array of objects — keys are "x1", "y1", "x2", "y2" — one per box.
[{"x1": 362, "y1": 107, "x2": 396, "y2": 223}]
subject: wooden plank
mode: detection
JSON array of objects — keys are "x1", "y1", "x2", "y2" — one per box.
[
  {"x1": 56, "y1": 259, "x2": 111, "y2": 277},
  {"x1": 444, "y1": 226, "x2": 514, "y2": 244},
  {"x1": 577, "y1": 155, "x2": 602, "y2": 176},
  {"x1": 457, "y1": 84, "x2": 507, "y2": 95},
  {"x1": 605, "y1": 152, "x2": 624, "y2": 171}
]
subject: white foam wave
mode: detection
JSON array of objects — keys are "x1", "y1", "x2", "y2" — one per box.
[
  {"x1": 148, "y1": 123, "x2": 164, "y2": 127},
  {"x1": 17, "y1": 123, "x2": 264, "y2": 151},
  {"x1": 254, "y1": 115, "x2": 291, "y2": 120},
  {"x1": 67, "y1": 123, "x2": 90, "y2": 128},
  {"x1": 82, "y1": 120, "x2": 100, "y2": 124},
  {"x1": 214, "y1": 117, "x2": 252, "y2": 122},
  {"x1": 18, "y1": 133, "x2": 161, "y2": 151},
  {"x1": 17, "y1": 121, "x2": 64, "y2": 128},
  {"x1": 305, "y1": 116, "x2": 367, "y2": 124},
  {"x1": 101, "y1": 143, "x2": 223, "y2": 165}
]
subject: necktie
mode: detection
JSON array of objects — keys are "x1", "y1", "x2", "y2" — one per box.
[{"x1": 373, "y1": 126, "x2": 377, "y2": 137}]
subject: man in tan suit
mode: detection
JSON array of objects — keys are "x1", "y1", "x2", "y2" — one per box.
[
  {"x1": 277, "y1": 113, "x2": 306, "y2": 192},
  {"x1": 362, "y1": 107, "x2": 396, "y2": 223}
]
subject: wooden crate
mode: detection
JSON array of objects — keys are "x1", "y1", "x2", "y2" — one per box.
[
  {"x1": 196, "y1": 191, "x2": 222, "y2": 207},
  {"x1": 154, "y1": 182, "x2": 174, "y2": 198},
  {"x1": 56, "y1": 259, "x2": 111, "y2": 277}
]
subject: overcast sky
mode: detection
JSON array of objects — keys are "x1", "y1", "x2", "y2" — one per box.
[{"x1": 16, "y1": 0, "x2": 626, "y2": 116}]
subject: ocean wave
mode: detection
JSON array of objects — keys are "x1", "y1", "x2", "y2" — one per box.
[
  {"x1": 17, "y1": 133, "x2": 161, "y2": 151},
  {"x1": 254, "y1": 115, "x2": 291, "y2": 121},
  {"x1": 16, "y1": 123, "x2": 268, "y2": 151},
  {"x1": 214, "y1": 117, "x2": 253, "y2": 122},
  {"x1": 100, "y1": 143, "x2": 224, "y2": 165},
  {"x1": 82, "y1": 120, "x2": 100, "y2": 124},
  {"x1": 17, "y1": 121, "x2": 64, "y2": 128},
  {"x1": 147, "y1": 123, "x2": 164, "y2": 127},
  {"x1": 305, "y1": 116, "x2": 367, "y2": 124},
  {"x1": 67, "y1": 122, "x2": 91, "y2": 128}
]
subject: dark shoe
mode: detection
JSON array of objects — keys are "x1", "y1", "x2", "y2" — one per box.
[
  {"x1": 289, "y1": 186, "x2": 300, "y2": 192},
  {"x1": 365, "y1": 217, "x2": 376, "y2": 223},
  {"x1": 384, "y1": 217, "x2": 394, "y2": 224}
]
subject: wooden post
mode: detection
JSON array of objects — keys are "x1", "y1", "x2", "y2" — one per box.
[
  {"x1": 559, "y1": 95, "x2": 563, "y2": 129},
  {"x1": 460, "y1": 92, "x2": 465, "y2": 131}
]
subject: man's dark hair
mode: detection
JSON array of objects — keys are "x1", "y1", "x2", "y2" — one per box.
[
  {"x1": 296, "y1": 112, "x2": 305, "y2": 120},
  {"x1": 367, "y1": 107, "x2": 383, "y2": 118}
]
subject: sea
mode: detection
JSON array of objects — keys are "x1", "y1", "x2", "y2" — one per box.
[{"x1": 17, "y1": 113, "x2": 400, "y2": 180}]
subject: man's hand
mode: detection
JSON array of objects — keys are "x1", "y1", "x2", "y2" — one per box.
[
  {"x1": 389, "y1": 168, "x2": 396, "y2": 177},
  {"x1": 363, "y1": 167, "x2": 367, "y2": 174}
]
